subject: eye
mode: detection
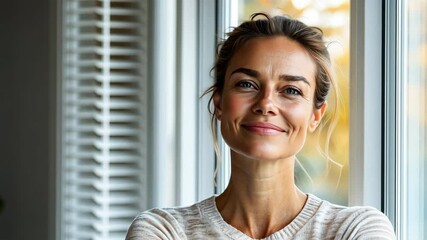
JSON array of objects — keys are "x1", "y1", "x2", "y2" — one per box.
[
  {"x1": 235, "y1": 80, "x2": 257, "y2": 90},
  {"x1": 283, "y1": 87, "x2": 302, "y2": 96}
]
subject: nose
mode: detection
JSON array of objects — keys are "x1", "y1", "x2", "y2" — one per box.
[{"x1": 252, "y1": 87, "x2": 278, "y2": 116}]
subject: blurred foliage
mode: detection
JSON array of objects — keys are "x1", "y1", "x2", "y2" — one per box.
[{"x1": 238, "y1": 0, "x2": 350, "y2": 205}]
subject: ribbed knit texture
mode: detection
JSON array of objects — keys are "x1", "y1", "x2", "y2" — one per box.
[{"x1": 126, "y1": 194, "x2": 396, "y2": 240}]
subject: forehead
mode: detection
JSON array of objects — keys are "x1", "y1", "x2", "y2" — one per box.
[{"x1": 226, "y1": 36, "x2": 316, "y2": 81}]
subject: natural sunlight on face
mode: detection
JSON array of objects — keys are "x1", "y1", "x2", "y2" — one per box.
[
  {"x1": 214, "y1": 37, "x2": 325, "y2": 162},
  {"x1": 238, "y1": 0, "x2": 350, "y2": 205}
]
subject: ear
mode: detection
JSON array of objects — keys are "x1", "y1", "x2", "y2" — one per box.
[
  {"x1": 213, "y1": 92, "x2": 222, "y2": 121},
  {"x1": 308, "y1": 101, "x2": 327, "y2": 132}
]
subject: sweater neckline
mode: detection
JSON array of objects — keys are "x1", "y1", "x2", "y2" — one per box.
[{"x1": 199, "y1": 193, "x2": 322, "y2": 239}]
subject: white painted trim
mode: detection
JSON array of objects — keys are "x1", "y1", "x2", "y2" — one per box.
[
  {"x1": 176, "y1": 0, "x2": 198, "y2": 206},
  {"x1": 215, "y1": 0, "x2": 239, "y2": 194},
  {"x1": 394, "y1": 2, "x2": 409, "y2": 238},
  {"x1": 149, "y1": 0, "x2": 218, "y2": 207},
  {"x1": 349, "y1": 0, "x2": 383, "y2": 209},
  {"x1": 150, "y1": 0, "x2": 177, "y2": 208},
  {"x1": 197, "y1": 0, "x2": 217, "y2": 201},
  {"x1": 383, "y1": 0, "x2": 398, "y2": 230}
]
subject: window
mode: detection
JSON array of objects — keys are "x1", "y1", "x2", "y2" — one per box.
[{"x1": 384, "y1": 0, "x2": 427, "y2": 238}]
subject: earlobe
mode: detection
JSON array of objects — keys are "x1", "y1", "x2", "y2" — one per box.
[
  {"x1": 309, "y1": 101, "x2": 327, "y2": 132},
  {"x1": 213, "y1": 92, "x2": 222, "y2": 120}
]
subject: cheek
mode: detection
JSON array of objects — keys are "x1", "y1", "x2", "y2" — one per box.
[
  {"x1": 221, "y1": 94, "x2": 249, "y2": 116},
  {"x1": 281, "y1": 102, "x2": 313, "y2": 129}
]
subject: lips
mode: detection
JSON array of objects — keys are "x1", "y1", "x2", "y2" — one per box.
[{"x1": 241, "y1": 122, "x2": 286, "y2": 135}]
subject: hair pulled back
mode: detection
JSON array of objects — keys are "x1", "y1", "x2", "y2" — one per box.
[{"x1": 205, "y1": 13, "x2": 340, "y2": 178}]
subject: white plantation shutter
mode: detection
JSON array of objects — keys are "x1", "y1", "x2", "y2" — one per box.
[{"x1": 60, "y1": 0, "x2": 147, "y2": 239}]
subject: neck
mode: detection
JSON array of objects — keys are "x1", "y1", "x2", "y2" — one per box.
[{"x1": 215, "y1": 152, "x2": 307, "y2": 239}]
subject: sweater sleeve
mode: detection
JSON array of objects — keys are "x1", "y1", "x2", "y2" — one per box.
[
  {"x1": 337, "y1": 207, "x2": 396, "y2": 240},
  {"x1": 125, "y1": 209, "x2": 187, "y2": 240}
]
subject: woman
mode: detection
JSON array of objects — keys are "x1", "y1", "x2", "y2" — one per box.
[{"x1": 126, "y1": 13, "x2": 395, "y2": 239}]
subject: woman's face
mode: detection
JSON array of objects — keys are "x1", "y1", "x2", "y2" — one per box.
[{"x1": 214, "y1": 36, "x2": 326, "y2": 161}]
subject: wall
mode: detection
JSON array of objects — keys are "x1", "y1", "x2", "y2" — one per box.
[{"x1": 0, "y1": 0, "x2": 53, "y2": 239}]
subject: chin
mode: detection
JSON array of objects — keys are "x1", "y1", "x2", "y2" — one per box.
[{"x1": 232, "y1": 144, "x2": 296, "y2": 161}]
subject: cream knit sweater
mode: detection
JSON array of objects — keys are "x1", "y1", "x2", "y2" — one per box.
[{"x1": 126, "y1": 194, "x2": 395, "y2": 240}]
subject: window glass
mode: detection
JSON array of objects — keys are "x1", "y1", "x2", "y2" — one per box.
[
  {"x1": 401, "y1": 0, "x2": 427, "y2": 238},
  {"x1": 237, "y1": 0, "x2": 350, "y2": 205}
]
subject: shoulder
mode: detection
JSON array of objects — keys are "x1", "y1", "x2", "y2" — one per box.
[
  {"x1": 310, "y1": 196, "x2": 395, "y2": 239},
  {"x1": 125, "y1": 197, "x2": 215, "y2": 240},
  {"x1": 335, "y1": 206, "x2": 395, "y2": 239},
  {"x1": 125, "y1": 208, "x2": 186, "y2": 240},
  {"x1": 125, "y1": 202, "x2": 201, "y2": 240}
]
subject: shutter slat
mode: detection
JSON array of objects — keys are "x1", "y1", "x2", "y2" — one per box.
[
  {"x1": 102, "y1": 74, "x2": 141, "y2": 83},
  {"x1": 94, "y1": 100, "x2": 140, "y2": 109},
  {"x1": 93, "y1": 167, "x2": 141, "y2": 177},
  {"x1": 65, "y1": 60, "x2": 142, "y2": 68},
  {"x1": 93, "y1": 208, "x2": 137, "y2": 218},
  {"x1": 67, "y1": 7, "x2": 142, "y2": 16},
  {"x1": 94, "y1": 153, "x2": 141, "y2": 163},
  {"x1": 65, "y1": 46, "x2": 142, "y2": 55},
  {"x1": 93, "y1": 194, "x2": 139, "y2": 205},
  {"x1": 94, "y1": 127, "x2": 142, "y2": 136},
  {"x1": 95, "y1": 113, "x2": 141, "y2": 122},
  {"x1": 66, "y1": 35, "x2": 143, "y2": 42},
  {"x1": 109, "y1": 22, "x2": 142, "y2": 28},
  {"x1": 64, "y1": 73, "x2": 142, "y2": 82},
  {"x1": 63, "y1": 149, "x2": 145, "y2": 165},
  {"x1": 67, "y1": 7, "x2": 98, "y2": 14},
  {"x1": 109, "y1": 8, "x2": 141, "y2": 15},
  {"x1": 93, "y1": 180, "x2": 140, "y2": 191},
  {"x1": 65, "y1": 86, "x2": 141, "y2": 96},
  {"x1": 93, "y1": 140, "x2": 141, "y2": 150}
]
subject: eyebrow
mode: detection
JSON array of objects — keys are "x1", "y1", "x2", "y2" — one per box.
[
  {"x1": 230, "y1": 68, "x2": 259, "y2": 78},
  {"x1": 279, "y1": 74, "x2": 311, "y2": 86},
  {"x1": 230, "y1": 67, "x2": 311, "y2": 86}
]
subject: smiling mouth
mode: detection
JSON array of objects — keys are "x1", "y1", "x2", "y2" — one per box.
[{"x1": 241, "y1": 122, "x2": 287, "y2": 135}]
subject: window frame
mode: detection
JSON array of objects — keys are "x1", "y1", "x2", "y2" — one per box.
[
  {"x1": 349, "y1": 0, "x2": 384, "y2": 209},
  {"x1": 196, "y1": 0, "x2": 217, "y2": 201},
  {"x1": 384, "y1": 0, "x2": 427, "y2": 238},
  {"x1": 148, "y1": 0, "x2": 218, "y2": 207},
  {"x1": 215, "y1": 0, "x2": 239, "y2": 194},
  {"x1": 384, "y1": 0, "x2": 399, "y2": 231},
  {"x1": 148, "y1": 0, "x2": 179, "y2": 208}
]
